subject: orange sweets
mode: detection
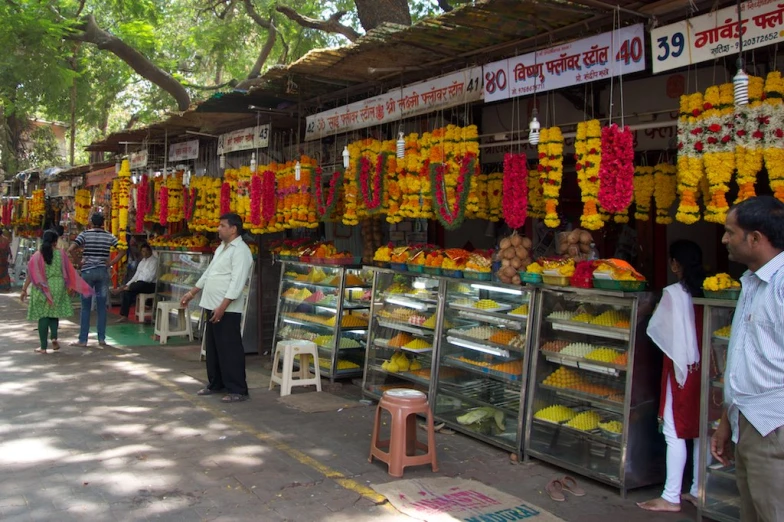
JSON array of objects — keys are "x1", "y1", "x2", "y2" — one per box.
[
  {"x1": 612, "y1": 352, "x2": 628, "y2": 366},
  {"x1": 388, "y1": 332, "x2": 414, "y2": 347},
  {"x1": 489, "y1": 330, "x2": 517, "y2": 345},
  {"x1": 541, "y1": 340, "x2": 570, "y2": 353},
  {"x1": 490, "y1": 360, "x2": 523, "y2": 374},
  {"x1": 457, "y1": 356, "x2": 492, "y2": 367}
]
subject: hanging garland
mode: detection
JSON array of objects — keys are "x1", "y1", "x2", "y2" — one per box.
[
  {"x1": 763, "y1": 71, "x2": 784, "y2": 202},
  {"x1": 653, "y1": 163, "x2": 677, "y2": 224},
  {"x1": 135, "y1": 175, "x2": 148, "y2": 233},
  {"x1": 429, "y1": 152, "x2": 476, "y2": 230},
  {"x1": 183, "y1": 186, "x2": 196, "y2": 222},
  {"x1": 159, "y1": 185, "x2": 169, "y2": 226},
  {"x1": 220, "y1": 181, "x2": 231, "y2": 215},
  {"x1": 574, "y1": 120, "x2": 603, "y2": 230},
  {"x1": 502, "y1": 152, "x2": 528, "y2": 229},
  {"x1": 538, "y1": 127, "x2": 564, "y2": 228},
  {"x1": 734, "y1": 76, "x2": 765, "y2": 203},
  {"x1": 632, "y1": 166, "x2": 655, "y2": 221},
  {"x1": 313, "y1": 167, "x2": 343, "y2": 220},
  {"x1": 700, "y1": 84, "x2": 735, "y2": 223},
  {"x1": 359, "y1": 154, "x2": 384, "y2": 213},
  {"x1": 675, "y1": 92, "x2": 704, "y2": 224},
  {"x1": 261, "y1": 169, "x2": 276, "y2": 222},
  {"x1": 597, "y1": 123, "x2": 634, "y2": 214},
  {"x1": 250, "y1": 173, "x2": 262, "y2": 226}
]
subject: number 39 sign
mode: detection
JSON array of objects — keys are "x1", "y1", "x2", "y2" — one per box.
[{"x1": 483, "y1": 24, "x2": 646, "y2": 103}]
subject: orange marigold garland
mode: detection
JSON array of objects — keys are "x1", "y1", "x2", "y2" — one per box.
[
  {"x1": 538, "y1": 127, "x2": 564, "y2": 228},
  {"x1": 654, "y1": 162, "x2": 677, "y2": 224},
  {"x1": 575, "y1": 119, "x2": 603, "y2": 230}
]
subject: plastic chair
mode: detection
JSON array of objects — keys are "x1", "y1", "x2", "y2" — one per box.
[
  {"x1": 135, "y1": 293, "x2": 155, "y2": 323},
  {"x1": 154, "y1": 301, "x2": 193, "y2": 344},
  {"x1": 268, "y1": 340, "x2": 322, "y2": 397},
  {"x1": 368, "y1": 389, "x2": 438, "y2": 477}
]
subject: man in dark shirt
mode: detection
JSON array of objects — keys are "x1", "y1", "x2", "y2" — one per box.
[{"x1": 68, "y1": 213, "x2": 125, "y2": 347}]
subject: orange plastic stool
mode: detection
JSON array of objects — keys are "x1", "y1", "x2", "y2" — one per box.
[{"x1": 368, "y1": 389, "x2": 439, "y2": 477}]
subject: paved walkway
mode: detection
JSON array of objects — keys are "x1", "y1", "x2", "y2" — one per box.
[{"x1": 0, "y1": 293, "x2": 698, "y2": 521}]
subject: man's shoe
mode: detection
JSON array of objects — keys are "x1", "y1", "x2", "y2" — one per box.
[
  {"x1": 114, "y1": 316, "x2": 128, "y2": 324},
  {"x1": 197, "y1": 388, "x2": 225, "y2": 396}
]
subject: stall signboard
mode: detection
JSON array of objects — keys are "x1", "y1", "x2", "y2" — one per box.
[
  {"x1": 46, "y1": 182, "x2": 60, "y2": 198},
  {"x1": 86, "y1": 167, "x2": 116, "y2": 187},
  {"x1": 483, "y1": 23, "x2": 646, "y2": 103},
  {"x1": 217, "y1": 124, "x2": 271, "y2": 155},
  {"x1": 129, "y1": 150, "x2": 148, "y2": 169},
  {"x1": 304, "y1": 66, "x2": 482, "y2": 141},
  {"x1": 168, "y1": 139, "x2": 199, "y2": 162},
  {"x1": 651, "y1": 1, "x2": 784, "y2": 74},
  {"x1": 58, "y1": 180, "x2": 73, "y2": 197}
]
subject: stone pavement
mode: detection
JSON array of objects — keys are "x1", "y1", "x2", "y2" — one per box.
[{"x1": 0, "y1": 292, "x2": 699, "y2": 522}]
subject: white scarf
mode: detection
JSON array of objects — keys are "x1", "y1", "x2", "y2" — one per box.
[{"x1": 646, "y1": 282, "x2": 700, "y2": 387}]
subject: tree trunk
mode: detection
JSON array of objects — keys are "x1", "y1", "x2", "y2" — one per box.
[
  {"x1": 72, "y1": 15, "x2": 191, "y2": 112},
  {"x1": 354, "y1": 0, "x2": 411, "y2": 31}
]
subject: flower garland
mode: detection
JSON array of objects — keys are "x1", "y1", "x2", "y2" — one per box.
[
  {"x1": 538, "y1": 126, "x2": 564, "y2": 228},
  {"x1": 234, "y1": 166, "x2": 252, "y2": 225},
  {"x1": 701, "y1": 84, "x2": 735, "y2": 223},
  {"x1": 734, "y1": 76, "x2": 765, "y2": 203},
  {"x1": 487, "y1": 172, "x2": 503, "y2": 222},
  {"x1": 429, "y1": 152, "x2": 476, "y2": 230},
  {"x1": 190, "y1": 177, "x2": 222, "y2": 232},
  {"x1": 359, "y1": 154, "x2": 384, "y2": 213},
  {"x1": 574, "y1": 120, "x2": 603, "y2": 230},
  {"x1": 597, "y1": 123, "x2": 634, "y2": 214},
  {"x1": 262, "y1": 169, "x2": 276, "y2": 223},
  {"x1": 763, "y1": 71, "x2": 784, "y2": 202},
  {"x1": 115, "y1": 160, "x2": 132, "y2": 248},
  {"x1": 653, "y1": 162, "x2": 677, "y2": 224},
  {"x1": 159, "y1": 184, "x2": 169, "y2": 226},
  {"x1": 397, "y1": 133, "x2": 430, "y2": 220},
  {"x1": 676, "y1": 92, "x2": 704, "y2": 224},
  {"x1": 166, "y1": 171, "x2": 184, "y2": 223},
  {"x1": 220, "y1": 180, "x2": 231, "y2": 215},
  {"x1": 183, "y1": 186, "x2": 196, "y2": 222},
  {"x1": 313, "y1": 167, "x2": 343, "y2": 220},
  {"x1": 250, "y1": 173, "x2": 262, "y2": 226},
  {"x1": 632, "y1": 166, "x2": 655, "y2": 221},
  {"x1": 75, "y1": 189, "x2": 91, "y2": 226},
  {"x1": 135, "y1": 175, "x2": 148, "y2": 233},
  {"x1": 29, "y1": 189, "x2": 45, "y2": 223},
  {"x1": 502, "y1": 152, "x2": 528, "y2": 229}
]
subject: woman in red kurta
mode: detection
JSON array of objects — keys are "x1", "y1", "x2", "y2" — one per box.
[{"x1": 638, "y1": 240, "x2": 705, "y2": 513}]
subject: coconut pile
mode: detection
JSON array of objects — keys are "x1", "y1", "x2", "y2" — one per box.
[
  {"x1": 556, "y1": 228, "x2": 594, "y2": 261},
  {"x1": 496, "y1": 233, "x2": 533, "y2": 284}
]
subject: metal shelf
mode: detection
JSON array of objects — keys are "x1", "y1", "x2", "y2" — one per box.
[{"x1": 546, "y1": 317, "x2": 630, "y2": 341}]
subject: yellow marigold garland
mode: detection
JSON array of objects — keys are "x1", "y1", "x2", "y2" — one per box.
[
  {"x1": 701, "y1": 84, "x2": 735, "y2": 223},
  {"x1": 676, "y1": 92, "x2": 704, "y2": 224},
  {"x1": 575, "y1": 119, "x2": 603, "y2": 230},
  {"x1": 633, "y1": 166, "x2": 655, "y2": 221},
  {"x1": 763, "y1": 71, "x2": 784, "y2": 202},
  {"x1": 487, "y1": 172, "x2": 503, "y2": 222},
  {"x1": 537, "y1": 126, "x2": 564, "y2": 228},
  {"x1": 734, "y1": 76, "x2": 765, "y2": 203},
  {"x1": 75, "y1": 189, "x2": 91, "y2": 225},
  {"x1": 166, "y1": 171, "x2": 184, "y2": 224},
  {"x1": 654, "y1": 162, "x2": 677, "y2": 224}
]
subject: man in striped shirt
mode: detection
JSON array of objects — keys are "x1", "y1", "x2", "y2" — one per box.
[
  {"x1": 68, "y1": 213, "x2": 125, "y2": 347},
  {"x1": 711, "y1": 196, "x2": 784, "y2": 522}
]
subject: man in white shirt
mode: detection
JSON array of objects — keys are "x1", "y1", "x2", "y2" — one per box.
[
  {"x1": 113, "y1": 243, "x2": 158, "y2": 322},
  {"x1": 711, "y1": 196, "x2": 784, "y2": 522},
  {"x1": 181, "y1": 213, "x2": 253, "y2": 403}
]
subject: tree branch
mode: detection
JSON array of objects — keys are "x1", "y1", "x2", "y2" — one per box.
[
  {"x1": 242, "y1": 0, "x2": 271, "y2": 28},
  {"x1": 69, "y1": 15, "x2": 191, "y2": 111},
  {"x1": 275, "y1": 6, "x2": 360, "y2": 42},
  {"x1": 75, "y1": 0, "x2": 86, "y2": 17},
  {"x1": 247, "y1": 25, "x2": 276, "y2": 79},
  {"x1": 180, "y1": 79, "x2": 238, "y2": 90}
]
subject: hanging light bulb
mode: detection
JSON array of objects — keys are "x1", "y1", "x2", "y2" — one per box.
[
  {"x1": 250, "y1": 152, "x2": 257, "y2": 173},
  {"x1": 342, "y1": 146, "x2": 350, "y2": 169},
  {"x1": 219, "y1": 155, "x2": 225, "y2": 169},
  {"x1": 734, "y1": 59, "x2": 749, "y2": 106},
  {"x1": 396, "y1": 131, "x2": 405, "y2": 159},
  {"x1": 528, "y1": 108, "x2": 541, "y2": 145},
  {"x1": 295, "y1": 160, "x2": 301, "y2": 181}
]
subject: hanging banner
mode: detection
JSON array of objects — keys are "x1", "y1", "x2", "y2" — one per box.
[
  {"x1": 304, "y1": 67, "x2": 483, "y2": 141},
  {"x1": 168, "y1": 139, "x2": 199, "y2": 162},
  {"x1": 217, "y1": 124, "x2": 271, "y2": 155},
  {"x1": 129, "y1": 150, "x2": 148, "y2": 169},
  {"x1": 85, "y1": 167, "x2": 116, "y2": 187},
  {"x1": 484, "y1": 23, "x2": 646, "y2": 103},
  {"x1": 651, "y1": 1, "x2": 784, "y2": 74}
]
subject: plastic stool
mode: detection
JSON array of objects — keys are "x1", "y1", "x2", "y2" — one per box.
[
  {"x1": 135, "y1": 293, "x2": 155, "y2": 323},
  {"x1": 268, "y1": 340, "x2": 322, "y2": 397},
  {"x1": 368, "y1": 389, "x2": 439, "y2": 477},
  {"x1": 154, "y1": 301, "x2": 193, "y2": 344}
]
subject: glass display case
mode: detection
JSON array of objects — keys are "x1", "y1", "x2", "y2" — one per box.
[
  {"x1": 695, "y1": 298, "x2": 739, "y2": 522},
  {"x1": 154, "y1": 250, "x2": 213, "y2": 334},
  {"x1": 433, "y1": 281, "x2": 534, "y2": 458},
  {"x1": 525, "y1": 286, "x2": 662, "y2": 495},
  {"x1": 12, "y1": 237, "x2": 40, "y2": 286},
  {"x1": 362, "y1": 269, "x2": 443, "y2": 399},
  {"x1": 272, "y1": 261, "x2": 372, "y2": 381}
]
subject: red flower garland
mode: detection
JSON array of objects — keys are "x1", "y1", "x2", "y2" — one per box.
[
  {"x1": 159, "y1": 186, "x2": 169, "y2": 226},
  {"x1": 183, "y1": 187, "x2": 196, "y2": 222},
  {"x1": 262, "y1": 170, "x2": 275, "y2": 221},
  {"x1": 430, "y1": 153, "x2": 476, "y2": 230},
  {"x1": 597, "y1": 124, "x2": 634, "y2": 213},
  {"x1": 220, "y1": 182, "x2": 231, "y2": 215},
  {"x1": 313, "y1": 167, "x2": 344, "y2": 219},
  {"x1": 359, "y1": 155, "x2": 384, "y2": 212},
  {"x1": 502, "y1": 153, "x2": 529, "y2": 229},
  {"x1": 250, "y1": 174, "x2": 262, "y2": 226},
  {"x1": 135, "y1": 175, "x2": 148, "y2": 232}
]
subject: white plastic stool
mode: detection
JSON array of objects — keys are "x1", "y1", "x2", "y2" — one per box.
[
  {"x1": 269, "y1": 340, "x2": 322, "y2": 397},
  {"x1": 135, "y1": 293, "x2": 155, "y2": 323},
  {"x1": 154, "y1": 301, "x2": 193, "y2": 344}
]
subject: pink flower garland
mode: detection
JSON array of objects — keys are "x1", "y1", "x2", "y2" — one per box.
[
  {"x1": 597, "y1": 124, "x2": 634, "y2": 213},
  {"x1": 314, "y1": 167, "x2": 343, "y2": 218},
  {"x1": 359, "y1": 155, "x2": 383, "y2": 212},
  {"x1": 502, "y1": 153, "x2": 529, "y2": 229},
  {"x1": 183, "y1": 187, "x2": 196, "y2": 222},
  {"x1": 135, "y1": 175, "x2": 148, "y2": 232},
  {"x1": 250, "y1": 174, "x2": 262, "y2": 226},
  {"x1": 262, "y1": 170, "x2": 275, "y2": 221},
  {"x1": 159, "y1": 186, "x2": 169, "y2": 226},
  {"x1": 220, "y1": 182, "x2": 231, "y2": 215}
]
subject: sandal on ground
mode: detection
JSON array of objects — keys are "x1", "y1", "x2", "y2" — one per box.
[
  {"x1": 51, "y1": 340, "x2": 60, "y2": 351},
  {"x1": 637, "y1": 498, "x2": 681, "y2": 512},
  {"x1": 561, "y1": 475, "x2": 586, "y2": 496},
  {"x1": 221, "y1": 393, "x2": 249, "y2": 403},
  {"x1": 34, "y1": 348, "x2": 47, "y2": 354},
  {"x1": 681, "y1": 493, "x2": 697, "y2": 507},
  {"x1": 196, "y1": 388, "x2": 225, "y2": 396},
  {"x1": 98, "y1": 341, "x2": 108, "y2": 347},
  {"x1": 545, "y1": 479, "x2": 566, "y2": 502},
  {"x1": 70, "y1": 341, "x2": 88, "y2": 347}
]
